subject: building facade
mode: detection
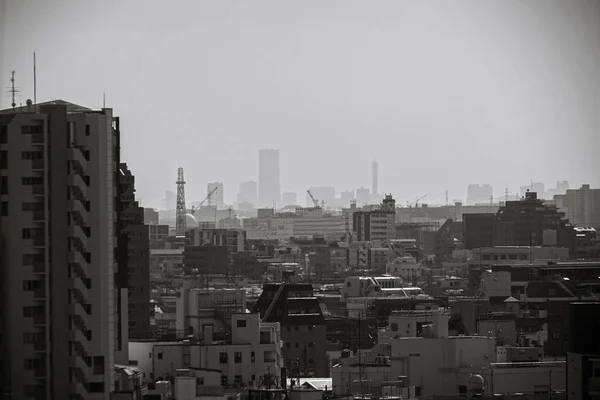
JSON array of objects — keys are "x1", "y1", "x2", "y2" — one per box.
[
  {"x1": 0, "y1": 101, "x2": 122, "y2": 399},
  {"x1": 258, "y1": 149, "x2": 281, "y2": 207}
]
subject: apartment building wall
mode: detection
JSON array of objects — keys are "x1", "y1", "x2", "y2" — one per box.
[
  {"x1": 117, "y1": 164, "x2": 150, "y2": 340},
  {"x1": 0, "y1": 102, "x2": 118, "y2": 399}
]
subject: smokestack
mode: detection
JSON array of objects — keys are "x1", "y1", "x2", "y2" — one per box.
[{"x1": 372, "y1": 161, "x2": 378, "y2": 196}]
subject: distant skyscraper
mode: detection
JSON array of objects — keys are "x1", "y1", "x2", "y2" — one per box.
[
  {"x1": 162, "y1": 189, "x2": 176, "y2": 210},
  {"x1": 372, "y1": 161, "x2": 379, "y2": 196},
  {"x1": 258, "y1": 149, "x2": 281, "y2": 207},
  {"x1": 0, "y1": 101, "x2": 124, "y2": 398},
  {"x1": 207, "y1": 182, "x2": 224, "y2": 209},
  {"x1": 467, "y1": 184, "x2": 493, "y2": 204},
  {"x1": 282, "y1": 191, "x2": 297, "y2": 206},
  {"x1": 356, "y1": 187, "x2": 370, "y2": 206},
  {"x1": 307, "y1": 186, "x2": 335, "y2": 208},
  {"x1": 238, "y1": 180, "x2": 258, "y2": 206}
]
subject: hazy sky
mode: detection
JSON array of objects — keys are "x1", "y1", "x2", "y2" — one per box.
[{"x1": 2, "y1": 0, "x2": 599, "y2": 207}]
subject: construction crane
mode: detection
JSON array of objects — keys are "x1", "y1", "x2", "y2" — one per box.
[
  {"x1": 406, "y1": 194, "x2": 427, "y2": 209},
  {"x1": 190, "y1": 187, "x2": 218, "y2": 215},
  {"x1": 306, "y1": 190, "x2": 323, "y2": 209}
]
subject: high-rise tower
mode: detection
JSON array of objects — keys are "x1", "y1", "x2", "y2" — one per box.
[
  {"x1": 0, "y1": 100, "x2": 122, "y2": 399},
  {"x1": 372, "y1": 161, "x2": 379, "y2": 196},
  {"x1": 258, "y1": 149, "x2": 281, "y2": 207},
  {"x1": 175, "y1": 167, "x2": 187, "y2": 236}
]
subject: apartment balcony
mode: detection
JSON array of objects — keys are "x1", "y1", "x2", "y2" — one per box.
[
  {"x1": 69, "y1": 173, "x2": 89, "y2": 190},
  {"x1": 31, "y1": 133, "x2": 45, "y2": 145},
  {"x1": 33, "y1": 287, "x2": 46, "y2": 299},
  {"x1": 68, "y1": 252, "x2": 88, "y2": 268},
  {"x1": 32, "y1": 184, "x2": 45, "y2": 196},
  {"x1": 68, "y1": 225, "x2": 89, "y2": 243},
  {"x1": 68, "y1": 148, "x2": 87, "y2": 169},
  {"x1": 590, "y1": 377, "x2": 600, "y2": 394},
  {"x1": 33, "y1": 339, "x2": 47, "y2": 353},
  {"x1": 33, "y1": 237, "x2": 46, "y2": 248},
  {"x1": 32, "y1": 262, "x2": 46, "y2": 274},
  {"x1": 33, "y1": 312, "x2": 47, "y2": 327},
  {"x1": 31, "y1": 159, "x2": 45, "y2": 171},
  {"x1": 32, "y1": 210, "x2": 46, "y2": 222}
]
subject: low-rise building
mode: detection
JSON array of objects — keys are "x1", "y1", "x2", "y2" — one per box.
[{"x1": 129, "y1": 313, "x2": 283, "y2": 389}]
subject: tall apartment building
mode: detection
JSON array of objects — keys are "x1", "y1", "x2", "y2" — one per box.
[
  {"x1": 116, "y1": 164, "x2": 150, "y2": 340},
  {"x1": 0, "y1": 101, "x2": 124, "y2": 399},
  {"x1": 237, "y1": 180, "x2": 258, "y2": 206},
  {"x1": 258, "y1": 149, "x2": 281, "y2": 207}
]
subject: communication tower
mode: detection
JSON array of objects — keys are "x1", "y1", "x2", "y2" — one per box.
[{"x1": 175, "y1": 167, "x2": 187, "y2": 237}]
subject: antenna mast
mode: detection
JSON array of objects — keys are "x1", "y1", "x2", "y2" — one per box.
[
  {"x1": 9, "y1": 71, "x2": 19, "y2": 108},
  {"x1": 175, "y1": 167, "x2": 187, "y2": 236},
  {"x1": 33, "y1": 52, "x2": 37, "y2": 105}
]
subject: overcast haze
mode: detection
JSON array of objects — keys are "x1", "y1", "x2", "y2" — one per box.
[{"x1": 2, "y1": 0, "x2": 599, "y2": 208}]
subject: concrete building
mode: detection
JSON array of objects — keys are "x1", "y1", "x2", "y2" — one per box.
[
  {"x1": 386, "y1": 256, "x2": 422, "y2": 281},
  {"x1": 130, "y1": 313, "x2": 283, "y2": 388},
  {"x1": 566, "y1": 302, "x2": 600, "y2": 400},
  {"x1": 144, "y1": 208, "x2": 159, "y2": 225},
  {"x1": 238, "y1": 180, "x2": 258, "y2": 206},
  {"x1": 555, "y1": 184, "x2": 600, "y2": 229},
  {"x1": 0, "y1": 101, "x2": 123, "y2": 399},
  {"x1": 353, "y1": 195, "x2": 396, "y2": 241},
  {"x1": 116, "y1": 163, "x2": 150, "y2": 340},
  {"x1": 254, "y1": 283, "x2": 329, "y2": 377},
  {"x1": 176, "y1": 287, "x2": 247, "y2": 337},
  {"x1": 494, "y1": 192, "x2": 573, "y2": 249},
  {"x1": 207, "y1": 182, "x2": 224, "y2": 209},
  {"x1": 259, "y1": 149, "x2": 281, "y2": 207}
]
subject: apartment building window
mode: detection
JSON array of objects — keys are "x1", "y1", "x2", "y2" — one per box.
[
  {"x1": 286, "y1": 343, "x2": 291, "y2": 348},
  {"x1": 23, "y1": 253, "x2": 45, "y2": 264},
  {"x1": 21, "y1": 125, "x2": 43, "y2": 134},
  {"x1": 1, "y1": 201, "x2": 7, "y2": 217},
  {"x1": 85, "y1": 125, "x2": 90, "y2": 136},
  {"x1": 196, "y1": 377, "x2": 204, "y2": 385},
  {"x1": 93, "y1": 356, "x2": 105, "y2": 375},
  {"x1": 219, "y1": 352, "x2": 228, "y2": 364},
  {"x1": 236, "y1": 319, "x2": 247, "y2": 328},
  {"x1": 21, "y1": 151, "x2": 43, "y2": 160},
  {"x1": 234, "y1": 352, "x2": 242, "y2": 363},
  {"x1": 0, "y1": 176, "x2": 7, "y2": 194},
  {"x1": 22, "y1": 176, "x2": 43, "y2": 185},
  {"x1": 220, "y1": 375, "x2": 228, "y2": 386},
  {"x1": 157, "y1": 353, "x2": 163, "y2": 360},
  {"x1": 22, "y1": 202, "x2": 44, "y2": 211},
  {"x1": 0, "y1": 125, "x2": 7, "y2": 143},
  {"x1": 234, "y1": 375, "x2": 243, "y2": 385},
  {"x1": 89, "y1": 383, "x2": 105, "y2": 393},
  {"x1": 0, "y1": 151, "x2": 7, "y2": 169},
  {"x1": 23, "y1": 280, "x2": 42, "y2": 291},
  {"x1": 22, "y1": 228, "x2": 44, "y2": 239}
]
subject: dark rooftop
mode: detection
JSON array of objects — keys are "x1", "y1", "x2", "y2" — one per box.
[{"x1": 0, "y1": 99, "x2": 93, "y2": 114}]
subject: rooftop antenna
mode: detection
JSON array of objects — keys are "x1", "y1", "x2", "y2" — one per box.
[
  {"x1": 33, "y1": 52, "x2": 37, "y2": 105},
  {"x1": 8, "y1": 71, "x2": 20, "y2": 108},
  {"x1": 103, "y1": 92, "x2": 106, "y2": 108}
]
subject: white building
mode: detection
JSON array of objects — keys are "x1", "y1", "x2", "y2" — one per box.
[
  {"x1": 129, "y1": 313, "x2": 283, "y2": 388},
  {"x1": 386, "y1": 256, "x2": 422, "y2": 280}
]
